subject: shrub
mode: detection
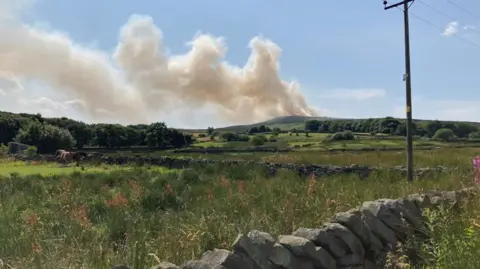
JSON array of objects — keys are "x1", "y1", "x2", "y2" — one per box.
[
  {"x1": 433, "y1": 128, "x2": 458, "y2": 142},
  {"x1": 469, "y1": 131, "x2": 480, "y2": 140},
  {"x1": 220, "y1": 132, "x2": 249, "y2": 142},
  {"x1": 250, "y1": 135, "x2": 267, "y2": 146},
  {"x1": 329, "y1": 131, "x2": 355, "y2": 141},
  {"x1": 0, "y1": 143, "x2": 7, "y2": 157},
  {"x1": 25, "y1": 146, "x2": 37, "y2": 157}
]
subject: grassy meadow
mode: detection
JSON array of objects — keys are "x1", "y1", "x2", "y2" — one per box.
[
  {"x1": 158, "y1": 147, "x2": 480, "y2": 170},
  {"x1": 0, "y1": 143, "x2": 479, "y2": 268},
  {"x1": 187, "y1": 131, "x2": 473, "y2": 150}
]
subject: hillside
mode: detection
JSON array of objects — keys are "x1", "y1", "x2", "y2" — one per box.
[
  {"x1": 209, "y1": 115, "x2": 480, "y2": 133},
  {"x1": 213, "y1": 116, "x2": 343, "y2": 132}
]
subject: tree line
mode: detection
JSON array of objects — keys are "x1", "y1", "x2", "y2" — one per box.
[
  {"x1": 303, "y1": 117, "x2": 480, "y2": 139},
  {"x1": 0, "y1": 111, "x2": 193, "y2": 154}
]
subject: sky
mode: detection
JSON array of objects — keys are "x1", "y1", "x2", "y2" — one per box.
[{"x1": 0, "y1": 0, "x2": 479, "y2": 128}]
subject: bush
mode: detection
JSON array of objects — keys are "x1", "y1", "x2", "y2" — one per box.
[
  {"x1": 219, "y1": 132, "x2": 249, "y2": 142},
  {"x1": 25, "y1": 146, "x2": 37, "y2": 157},
  {"x1": 0, "y1": 143, "x2": 7, "y2": 157},
  {"x1": 198, "y1": 133, "x2": 206, "y2": 138},
  {"x1": 469, "y1": 131, "x2": 480, "y2": 140},
  {"x1": 329, "y1": 131, "x2": 355, "y2": 141},
  {"x1": 433, "y1": 128, "x2": 458, "y2": 142},
  {"x1": 250, "y1": 135, "x2": 267, "y2": 146}
]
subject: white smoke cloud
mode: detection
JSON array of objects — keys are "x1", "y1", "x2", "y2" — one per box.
[{"x1": 0, "y1": 2, "x2": 318, "y2": 124}]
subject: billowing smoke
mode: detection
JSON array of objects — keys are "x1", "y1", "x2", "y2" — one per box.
[{"x1": 0, "y1": 3, "x2": 318, "y2": 124}]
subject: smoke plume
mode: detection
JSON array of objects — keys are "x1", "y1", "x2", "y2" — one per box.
[{"x1": 0, "y1": 3, "x2": 318, "y2": 124}]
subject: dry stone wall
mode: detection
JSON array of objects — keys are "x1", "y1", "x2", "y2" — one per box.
[
  {"x1": 172, "y1": 147, "x2": 292, "y2": 153},
  {"x1": 112, "y1": 187, "x2": 478, "y2": 269},
  {"x1": 12, "y1": 154, "x2": 450, "y2": 178}
]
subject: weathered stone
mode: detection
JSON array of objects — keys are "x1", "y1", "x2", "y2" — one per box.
[
  {"x1": 361, "y1": 200, "x2": 409, "y2": 239},
  {"x1": 406, "y1": 193, "x2": 432, "y2": 209},
  {"x1": 200, "y1": 248, "x2": 255, "y2": 269},
  {"x1": 291, "y1": 259, "x2": 315, "y2": 269},
  {"x1": 181, "y1": 260, "x2": 213, "y2": 269},
  {"x1": 314, "y1": 246, "x2": 336, "y2": 269},
  {"x1": 364, "y1": 259, "x2": 377, "y2": 269},
  {"x1": 151, "y1": 262, "x2": 180, "y2": 269},
  {"x1": 278, "y1": 235, "x2": 336, "y2": 269},
  {"x1": 278, "y1": 235, "x2": 316, "y2": 258},
  {"x1": 337, "y1": 254, "x2": 363, "y2": 267},
  {"x1": 292, "y1": 227, "x2": 347, "y2": 258},
  {"x1": 319, "y1": 223, "x2": 365, "y2": 257},
  {"x1": 381, "y1": 198, "x2": 428, "y2": 237},
  {"x1": 457, "y1": 187, "x2": 478, "y2": 198},
  {"x1": 232, "y1": 231, "x2": 275, "y2": 269},
  {"x1": 359, "y1": 208, "x2": 397, "y2": 249},
  {"x1": 269, "y1": 243, "x2": 294, "y2": 269},
  {"x1": 430, "y1": 196, "x2": 443, "y2": 206},
  {"x1": 331, "y1": 209, "x2": 384, "y2": 254},
  {"x1": 268, "y1": 243, "x2": 314, "y2": 269}
]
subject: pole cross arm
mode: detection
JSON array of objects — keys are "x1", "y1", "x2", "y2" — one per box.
[{"x1": 384, "y1": 0, "x2": 414, "y2": 10}]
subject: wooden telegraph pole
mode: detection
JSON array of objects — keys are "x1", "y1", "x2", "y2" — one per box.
[{"x1": 383, "y1": 0, "x2": 415, "y2": 181}]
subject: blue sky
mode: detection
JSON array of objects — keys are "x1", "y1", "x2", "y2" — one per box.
[{"x1": 1, "y1": 0, "x2": 480, "y2": 128}]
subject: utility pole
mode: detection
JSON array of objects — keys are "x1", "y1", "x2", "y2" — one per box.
[{"x1": 383, "y1": 0, "x2": 414, "y2": 181}]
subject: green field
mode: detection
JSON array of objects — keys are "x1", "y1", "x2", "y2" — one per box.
[
  {"x1": 1, "y1": 146, "x2": 480, "y2": 268},
  {"x1": 0, "y1": 161, "x2": 174, "y2": 176},
  {"x1": 185, "y1": 130, "x2": 474, "y2": 152}
]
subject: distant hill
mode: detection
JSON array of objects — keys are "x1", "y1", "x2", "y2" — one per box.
[
  {"x1": 188, "y1": 115, "x2": 480, "y2": 133},
  {"x1": 213, "y1": 116, "x2": 346, "y2": 132}
]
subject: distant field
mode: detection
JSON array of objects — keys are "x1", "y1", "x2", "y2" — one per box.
[
  {"x1": 159, "y1": 147, "x2": 480, "y2": 168},
  {"x1": 187, "y1": 131, "x2": 470, "y2": 150},
  {"x1": 0, "y1": 161, "x2": 175, "y2": 176}
]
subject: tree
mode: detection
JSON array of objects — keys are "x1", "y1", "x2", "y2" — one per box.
[
  {"x1": 68, "y1": 123, "x2": 92, "y2": 149},
  {"x1": 426, "y1": 120, "x2": 443, "y2": 137},
  {"x1": 469, "y1": 131, "x2": 480, "y2": 140},
  {"x1": 304, "y1": 120, "x2": 320, "y2": 132},
  {"x1": 250, "y1": 135, "x2": 267, "y2": 146},
  {"x1": 15, "y1": 121, "x2": 75, "y2": 153},
  {"x1": 207, "y1": 127, "x2": 214, "y2": 135},
  {"x1": 455, "y1": 123, "x2": 477, "y2": 138},
  {"x1": 432, "y1": 128, "x2": 457, "y2": 142},
  {"x1": 145, "y1": 122, "x2": 168, "y2": 148}
]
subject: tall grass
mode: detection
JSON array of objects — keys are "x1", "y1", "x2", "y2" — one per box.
[
  {"x1": 385, "y1": 193, "x2": 480, "y2": 269},
  {"x1": 0, "y1": 162, "x2": 475, "y2": 268}
]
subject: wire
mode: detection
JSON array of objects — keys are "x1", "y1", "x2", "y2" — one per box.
[
  {"x1": 408, "y1": 0, "x2": 415, "y2": 9},
  {"x1": 417, "y1": 0, "x2": 480, "y2": 36},
  {"x1": 395, "y1": 6, "x2": 480, "y2": 50},
  {"x1": 446, "y1": 0, "x2": 480, "y2": 21}
]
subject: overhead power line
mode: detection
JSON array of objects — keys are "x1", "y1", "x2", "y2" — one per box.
[
  {"x1": 392, "y1": 3, "x2": 480, "y2": 50},
  {"x1": 407, "y1": 9, "x2": 480, "y2": 49},
  {"x1": 417, "y1": 0, "x2": 480, "y2": 37},
  {"x1": 447, "y1": 0, "x2": 480, "y2": 21}
]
